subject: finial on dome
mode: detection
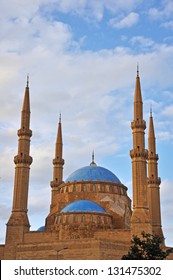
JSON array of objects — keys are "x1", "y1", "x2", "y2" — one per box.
[
  {"x1": 92, "y1": 150, "x2": 94, "y2": 162},
  {"x1": 90, "y1": 150, "x2": 97, "y2": 166}
]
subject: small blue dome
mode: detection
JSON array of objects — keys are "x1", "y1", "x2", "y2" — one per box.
[
  {"x1": 65, "y1": 165, "x2": 121, "y2": 183},
  {"x1": 37, "y1": 226, "x2": 45, "y2": 231},
  {"x1": 61, "y1": 200, "x2": 106, "y2": 213}
]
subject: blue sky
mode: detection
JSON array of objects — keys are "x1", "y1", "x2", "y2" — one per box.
[{"x1": 0, "y1": 0, "x2": 173, "y2": 246}]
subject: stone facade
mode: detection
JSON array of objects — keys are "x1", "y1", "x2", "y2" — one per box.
[{"x1": 0, "y1": 71, "x2": 172, "y2": 260}]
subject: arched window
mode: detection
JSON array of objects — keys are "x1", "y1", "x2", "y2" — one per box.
[
  {"x1": 74, "y1": 215, "x2": 78, "y2": 223},
  {"x1": 81, "y1": 215, "x2": 85, "y2": 223},
  {"x1": 66, "y1": 215, "x2": 69, "y2": 223},
  {"x1": 97, "y1": 216, "x2": 101, "y2": 224}
]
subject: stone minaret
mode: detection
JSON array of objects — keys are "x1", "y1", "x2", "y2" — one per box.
[
  {"x1": 50, "y1": 115, "x2": 64, "y2": 211},
  {"x1": 130, "y1": 68, "x2": 152, "y2": 236},
  {"x1": 147, "y1": 110, "x2": 163, "y2": 240},
  {"x1": 5, "y1": 77, "x2": 32, "y2": 250}
]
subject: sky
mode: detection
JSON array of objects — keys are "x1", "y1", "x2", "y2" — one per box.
[{"x1": 0, "y1": 0, "x2": 173, "y2": 247}]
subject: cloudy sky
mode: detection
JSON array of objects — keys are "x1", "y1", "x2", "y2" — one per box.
[{"x1": 0, "y1": 0, "x2": 173, "y2": 246}]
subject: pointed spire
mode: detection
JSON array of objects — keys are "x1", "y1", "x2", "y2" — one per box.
[
  {"x1": 55, "y1": 116, "x2": 63, "y2": 158},
  {"x1": 90, "y1": 150, "x2": 97, "y2": 166},
  {"x1": 57, "y1": 115, "x2": 62, "y2": 142},
  {"x1": 134, "y1": 66, "x2": 142, "y2": 102},
  {"x1": 20, "y1": 77, "x2": 31, "y2": 131},
  {"x1": 134, "y1": 66, "x2": 143, "y2": 120},
  {"x1": 22, "y1": 76, "x2": 30, "y2": 111},
  {"x1": 148, "y1": 110, "x2": 156, "y2": 154}
]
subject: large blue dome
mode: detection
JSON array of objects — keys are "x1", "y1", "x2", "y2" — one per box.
[
  {"x1": 61, "y1": 200, "x2": 106, "y2": 213},
  {"x1": 65, "y1": 165, "x2": 121, "y2": 183}
]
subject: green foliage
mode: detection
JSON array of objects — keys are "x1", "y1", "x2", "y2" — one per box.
[{"x1": 122, "y1": 231, "x2": 173, "y2": 260}]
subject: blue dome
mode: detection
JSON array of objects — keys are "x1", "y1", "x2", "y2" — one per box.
[
  {"x1": 65, "y1": 165, "x2": 121, "y2": 183},
  {"x1": 61, "y1": 200, "x2": 106, "y2": 213},
  {"x1": 37, "y1": 226, "x2": 45, "y2": 231}
]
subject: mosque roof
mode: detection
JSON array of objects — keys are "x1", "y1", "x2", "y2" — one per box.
[
  {"x1": 61, "y1": 200, "x2": 106, "y2": 213},
  {"x1": 65, "y1": 165, "x2": 121, "y2": 183}
]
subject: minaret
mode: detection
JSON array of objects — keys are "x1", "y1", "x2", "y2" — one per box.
[
  {"x1": 147, "y1": 110, "x2": 163, "y2": 240},
  {"x1": 130, "y1": 67, "x2": 152, "y2": 236},
  {"x1": 50, "y1": 114, "x2": 64, "y2": 211},
  {"x1": 6, "y1": 77, "x2": 32, "y2": 248}
]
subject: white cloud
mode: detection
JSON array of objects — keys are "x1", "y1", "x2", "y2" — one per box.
[
  {"x1": 109, "y1": 12, "x2": 139, "y2": 29},
  {"x1": 130, "y1": 36, "x2": 155, "y2": 49},
  {"x1": 0, "y1": 15, "x2": 73, "y2": 54},
  {"x1": 162, "y1": 20, "x2": 173, "y2": 29},
  {"x1": 41, "y1": 0, "x2": 140, "y2": 21},
  {"x1": 148, "y1": 7, "x2": 164, "y2": 20},
  {"x1": 148, "y1": 0, "x2": 173, "y2": 24},
  {"x1": 0, "y1": 0, "x2": 141, "y2": 24},
  {"x1": 162, "y1": 105, "x2": 173, "y2": 117}
]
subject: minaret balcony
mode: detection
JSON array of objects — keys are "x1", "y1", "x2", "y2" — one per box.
[
  {"x1": 130, "y1": 148, "x2": 148, "y2": 159},
  {"x1": 131, "y1": 119, "x2": 146, "y2": 129},
  {"x1": 14, "y1": 154, "x2": 33, "y2": 165},
  {"x1": 18, "y1": 128, "x2": 32, "y2": 137},
  {"x1": 148, "y1": 152, "x2": 159, "y2": 161},
  {"x1": 50, "y1": 180, "x2": 62, "y2": 188},
  {"x1": 53, "y1": 158, "x2": 65, "y2": 165},
  {"x1": 147, "y1": 177, "x2": 161, "y2": 185}
]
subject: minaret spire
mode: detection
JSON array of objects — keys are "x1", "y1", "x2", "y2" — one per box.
[
  {"x1": 150, "y1": 104, "x2": 152, "y2": 117},
  {"x1": 134, "y1": 64, "x2": 143, "y2": 120},
  {"x1": 6, "y1": 78, "x2": 32, "y2": 250},
  {"x1": 130, "y1": 69, "x2": 152, "y2": 236},
  {"x1": 27, "y1": 74, "x2": 29, "y2": 88},
  {"x1": 50, "y1": 115, "x2": 64, "y2": 211},
  {"x1": 137, "y1": 63, "x2": 139, "y2": 77},
  {"x1": 147, "y1": 111, "x2": 163, "y2": 240}
]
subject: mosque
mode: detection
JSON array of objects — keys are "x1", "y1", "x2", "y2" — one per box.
[{"x1": 0, "y1": 70, "x2": 172, "y2": 259}]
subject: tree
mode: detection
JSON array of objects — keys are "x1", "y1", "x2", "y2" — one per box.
[{"x1": 122, "y1": 231, "x2": 173, "y2": 260}]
